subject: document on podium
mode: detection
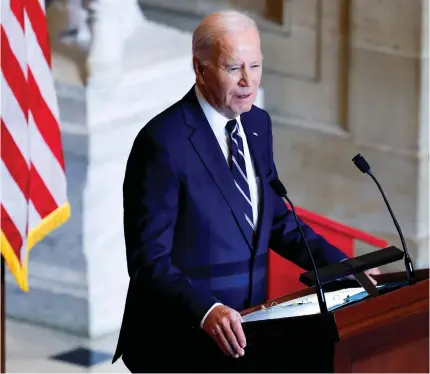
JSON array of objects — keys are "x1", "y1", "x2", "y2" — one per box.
[{"x1": 242, "y1": 287, "x2": 371, "y2": 322}]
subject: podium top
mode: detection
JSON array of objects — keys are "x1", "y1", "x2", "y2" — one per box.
[
  {"x1": 241, "y1": 269, "x2": 429, "y2": 342},
  {"x1": 242, "y1": 269, "x2": 429, "y2": 315}
]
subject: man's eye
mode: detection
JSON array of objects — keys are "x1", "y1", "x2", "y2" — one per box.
[
  {"x1": 251, "y1": 65, "x2": 261, "y2": 68},
  {"x1": 228, "y1": 67, "x2": 240, "y2": 72}
]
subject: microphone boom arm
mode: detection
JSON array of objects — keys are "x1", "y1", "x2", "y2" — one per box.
[
  {"x1": 352, "y1": 153, "x2": 415, "y2": 284},
  {"x1": 283, "y1": 194, "x2": 329, "y2": 314},
  {"x1": 368, "y1": 171, "x2": 415, "y2": 283}
]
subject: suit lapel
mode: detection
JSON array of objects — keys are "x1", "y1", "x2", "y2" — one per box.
[{"x1": 182, "y1": 87, "x2": 254, "y2": 250}]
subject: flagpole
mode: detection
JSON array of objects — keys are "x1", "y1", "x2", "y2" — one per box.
[{"x1": 1, "y1": 256, "x2": 5, "y2": 373}]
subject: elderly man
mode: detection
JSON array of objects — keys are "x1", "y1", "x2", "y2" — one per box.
[{"x1": 112, "y1": 10, "x2": 378, "y2": 373}]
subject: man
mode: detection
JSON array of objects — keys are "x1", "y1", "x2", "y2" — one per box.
[{"x1": 113, "y1": 10, "x2": 379, "y2": 372}]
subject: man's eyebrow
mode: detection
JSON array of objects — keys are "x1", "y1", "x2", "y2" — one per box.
[{"x1": 224, "y1": 61, "x2": 241, "y2": 66}]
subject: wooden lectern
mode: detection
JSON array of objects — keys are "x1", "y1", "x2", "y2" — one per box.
[{"x1": 238, "y1": 269, "x2": 429, "y2": 373}]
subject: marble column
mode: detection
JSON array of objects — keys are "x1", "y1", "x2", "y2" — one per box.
[{"x1": 86, "y1": 0, "x2": 146, "y2": 88}]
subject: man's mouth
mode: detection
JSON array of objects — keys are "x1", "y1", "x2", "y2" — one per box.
[{"x1": 237, "y1": 93, "x2": 252, "y2": 100}]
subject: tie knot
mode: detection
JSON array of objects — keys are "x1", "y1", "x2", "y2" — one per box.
[{"x1": 225, "y1": 119, "x2": 237, "y2": 136}]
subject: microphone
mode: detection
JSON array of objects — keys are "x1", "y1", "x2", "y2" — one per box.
[
  {"x1": 270, "y1": 179, "x2": 329, "y2": 314},
  {"x1": 352, "y1": 153, "x2": 415, "y2": 284}
]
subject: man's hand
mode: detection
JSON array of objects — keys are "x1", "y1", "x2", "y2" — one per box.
[
  {"x1": 202, "y1": 305, "x2": 246, "y2": 358},
  {"x1": 365, "y1": 267, "x2": 381, "y2": 285},
  {"x1": 345, "y1": 267, "x2": 381, "y2": 285}
]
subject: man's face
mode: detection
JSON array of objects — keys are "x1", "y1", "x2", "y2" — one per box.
[{"x1": 196, "y1": 27, "x2": 263, "y2": 118}]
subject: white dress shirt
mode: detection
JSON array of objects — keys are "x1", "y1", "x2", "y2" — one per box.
[{"x1": 195, "y1": 86, "x2": 261, "y2": 327}]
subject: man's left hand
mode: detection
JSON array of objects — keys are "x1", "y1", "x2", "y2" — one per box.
[
  {"x1": 345, "y1": 267, "x2": 381, "y2": 285},
  {"x1": 365, "y1": 267, "x2": 381, "y2": 285}
]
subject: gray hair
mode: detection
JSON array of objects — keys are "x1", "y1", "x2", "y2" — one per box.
[{"x1": 192, "y1": 10, "x2": 258, "y2": 65}]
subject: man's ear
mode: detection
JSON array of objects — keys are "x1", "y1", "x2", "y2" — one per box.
[{"x1": 193, "y1": 57, "x2": 205, "y2": 84}]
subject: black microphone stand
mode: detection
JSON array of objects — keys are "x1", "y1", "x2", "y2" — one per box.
[{"x1": 270, "y1": 180, "x2": 328, "y2": 314}]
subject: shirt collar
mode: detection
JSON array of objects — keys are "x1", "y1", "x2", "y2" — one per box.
[{"x1": 195, "y1": 85, "x2": 241, "y2": 139}]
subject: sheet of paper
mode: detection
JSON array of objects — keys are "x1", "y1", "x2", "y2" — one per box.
[
  {"x1": 242, "y1": 302, "x2": 320, "y2": 322},
  {"x1": 281, "y1": 287, "x2": 367, "y2": 310},
  {"x1": 242, "y1": 287, "x2": 368, "y2": 323}
]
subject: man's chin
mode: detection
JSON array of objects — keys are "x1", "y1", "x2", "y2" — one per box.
[{"x1": 234, "y1": 103, "x2": 253, "y2": 115}]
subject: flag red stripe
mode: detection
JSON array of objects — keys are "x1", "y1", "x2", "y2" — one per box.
[
  {"x1": 0, "y1": 119, "x2": 30, "y2": 200},
  {"x1": 1, "y1": 204, "x2": 23, "y2": 258},
  {"x1": 10, "y1": 0, "x2": 24, "y2": 31},
  {"x1": 29, "y1": 164, "x2": 59, "y2": 219},
  {"x1": 1, "y1": 27, "x2": 28, "y2": 119},
  {"x1": 24, "y1": 0, "x2": 51, "y2": 68},
  {"x1": 27, "y1": 70, "x2": 65, "y2": 170}
]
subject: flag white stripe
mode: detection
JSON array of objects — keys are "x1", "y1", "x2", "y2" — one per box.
[
  {"x1": 1, "y1": 0, "x2": 27, "y2": 73},
  {"x1": 24, "y1": 12, "x2": 60, "y2": 120},
  {"x1": 19, "y1": 203, "x2": 42, "y2": 265},
  {"x1": 1, "y1": 161, "x2": 28, "y2": 239},
  {"x1": 28, "y1": 200, "x2": 42, "y2": 235},
  {"x1": 38, "y1": 0, "x2": 46, "y2": 13},
  {"x1": 28, "y1": 113, "x2": 67, "y2": 206},
  {"x1": 1, "y1": 73, "x2": 30, "y2": 166},
  {"x1": 234, "y1": 180, "x2": 253, "y2": 207}
]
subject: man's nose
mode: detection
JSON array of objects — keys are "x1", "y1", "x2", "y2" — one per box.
[{"x1": 239, "y1": 67, "x2": 251, "y2": 87}]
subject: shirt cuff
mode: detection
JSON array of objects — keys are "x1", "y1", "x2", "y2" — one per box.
[{"x1": 200, "y1": 302, "x2": 223, "y2": 328}]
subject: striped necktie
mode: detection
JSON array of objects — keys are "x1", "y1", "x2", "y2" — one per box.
[{"x1": 225, "y1": 119, "x2": 255, "y2": 241}]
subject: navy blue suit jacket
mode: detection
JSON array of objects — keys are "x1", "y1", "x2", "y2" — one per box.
[{"x1": 113, "y1": 86, "x2": 347, "y2": 363}]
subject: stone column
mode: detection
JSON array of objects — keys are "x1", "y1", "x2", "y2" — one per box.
[
  {"x1": 57, "y1": 0, "x2": 92, "y2": 45},
  {"x1": 86, "y1": 0, "x2": 146, "y2": 88}
]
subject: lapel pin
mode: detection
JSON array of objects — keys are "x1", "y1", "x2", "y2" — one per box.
[{"x1": 253, "y1": 132, "x2": 258, "y2": 136}]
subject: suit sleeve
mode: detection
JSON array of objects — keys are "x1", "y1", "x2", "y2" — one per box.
[
  {"x1": 264, "y1": 113, "x2": 349, "y2": 270},
  {"x1": 123, "y1": 130, "x2": 219, "y2": 324}
]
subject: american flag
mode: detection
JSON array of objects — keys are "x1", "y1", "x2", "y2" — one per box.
[{"x1": 1, "y1": 0, "x2": 70, "y2": 291}]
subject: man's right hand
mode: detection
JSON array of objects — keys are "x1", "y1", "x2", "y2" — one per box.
[{"x1": 202, "y1": 305, "x2": 246, "y2": 358}]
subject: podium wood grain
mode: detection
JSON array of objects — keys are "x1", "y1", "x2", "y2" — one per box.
[{"x1": 333, "y1": 269, "x2": 429, "y2": 373}]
